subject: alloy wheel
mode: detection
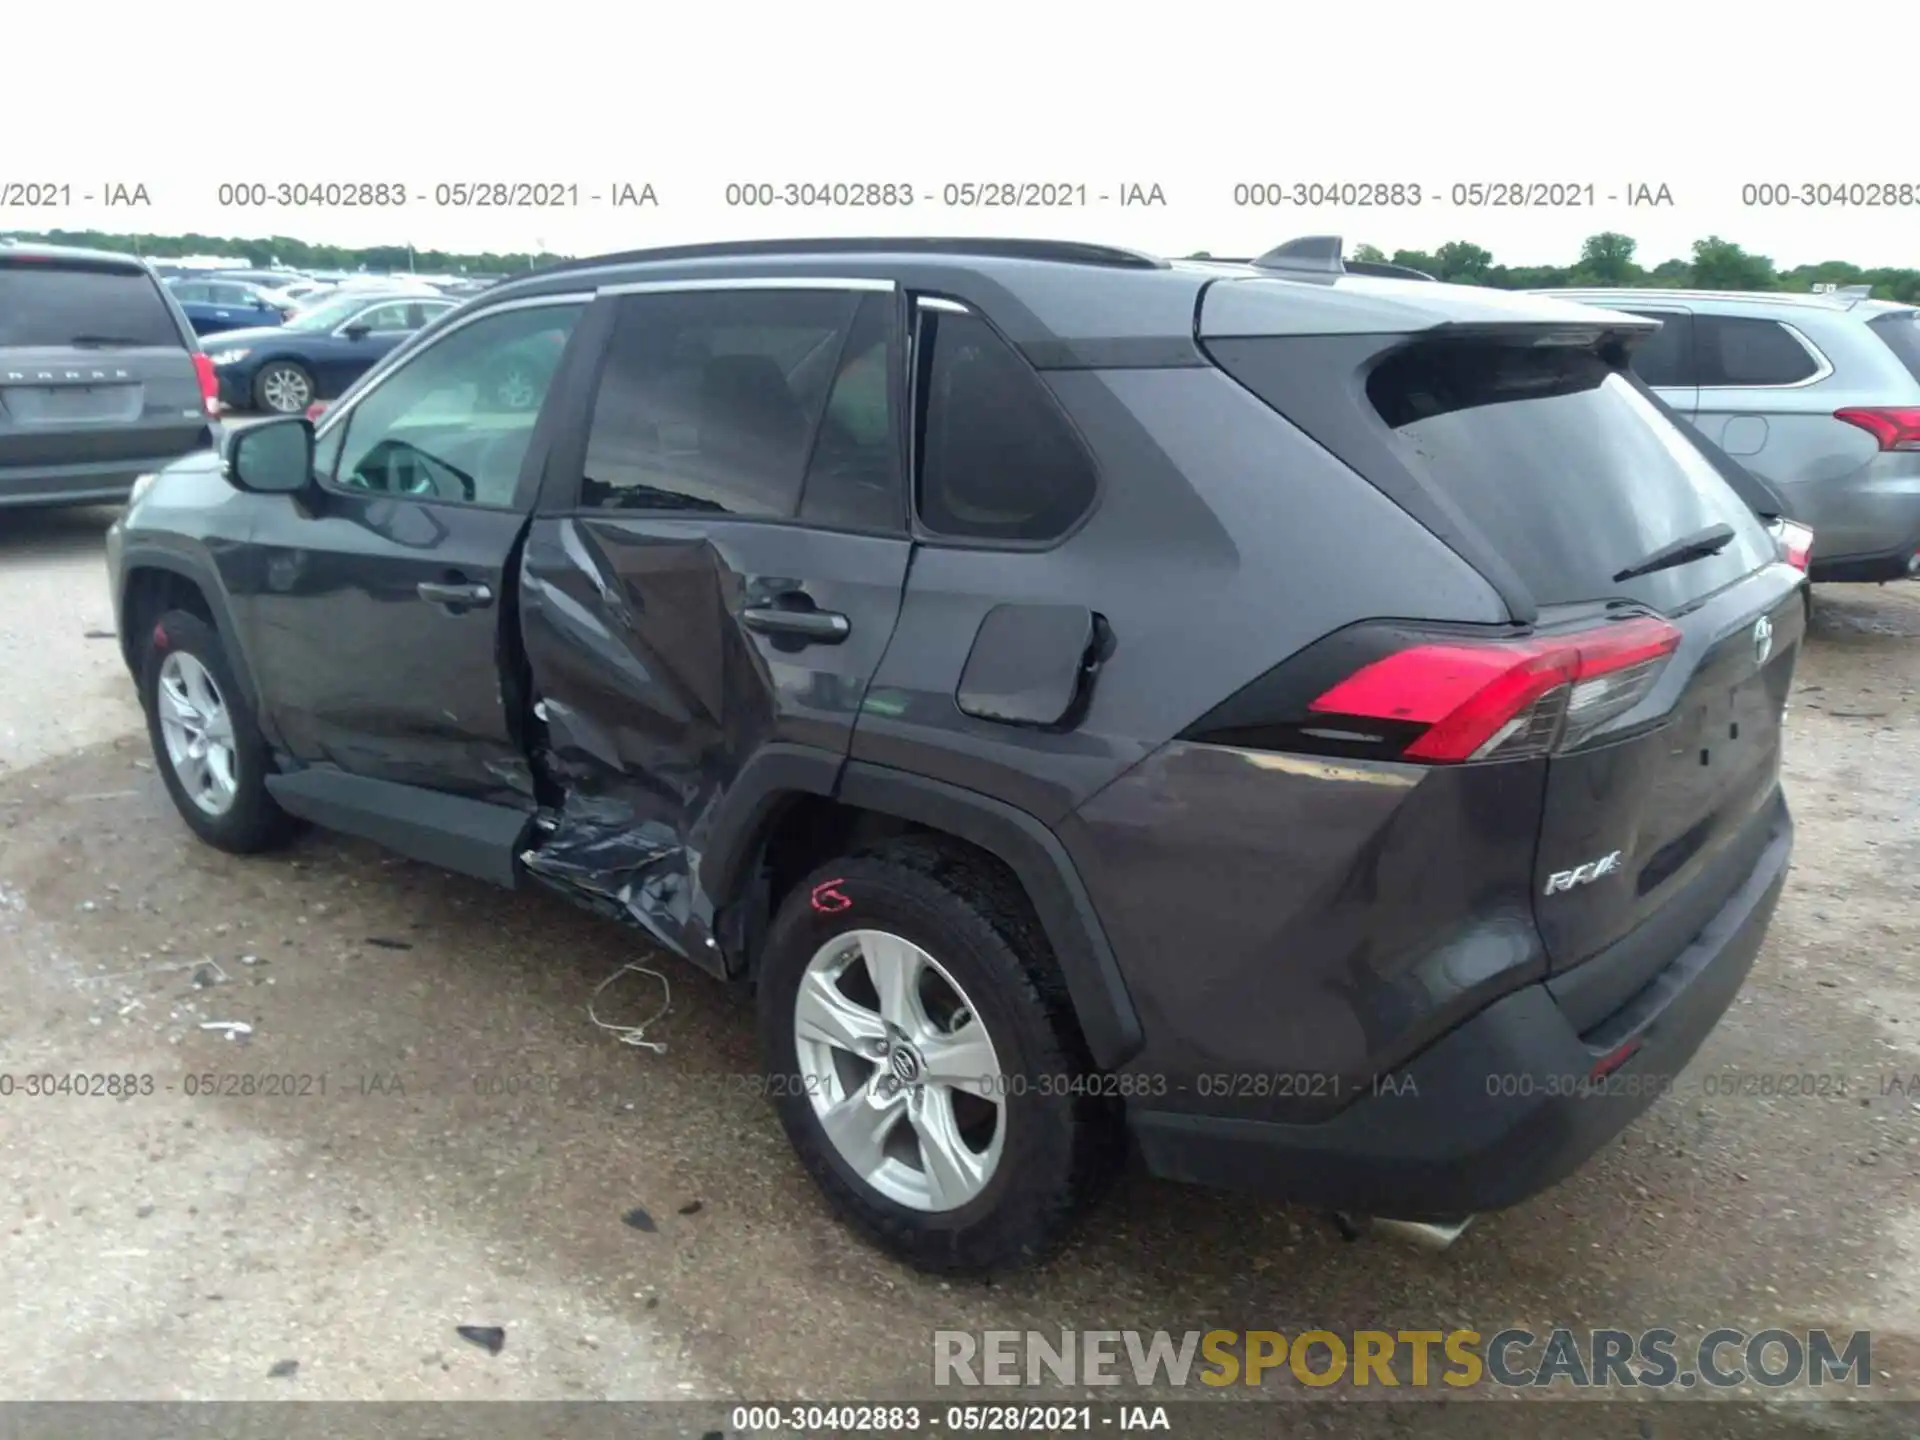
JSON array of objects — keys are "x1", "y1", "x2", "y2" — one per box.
[
  {"x1": 793, "y1": 929, "x2": 1007, "y2": 1212},
  {"x1": 260, "y1": 365, "x2": 312, "y2": 414},
  {"x1": 496, "y1": 366, "x2": 538, "y2": 410},
  {"x1": 155, "y1": 651, "x2": 239, "y2": 817}
]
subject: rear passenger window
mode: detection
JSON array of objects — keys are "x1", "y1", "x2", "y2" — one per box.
[
  {"x1": 798, "y1": 294, "x2": 902, "y2": 532},
  {"x1": 581, "y1": 289, "x2": 857, "y2": 516},
  {"x1": 914, "y1": 308, "x2": 1097, "y2": 543},
  {"x1": 1695, "y1": 316, "x2": 1821, "y2": 386},
  {"x1": 1623, "y1": 311, "x2": 1693, "y2": 387}
]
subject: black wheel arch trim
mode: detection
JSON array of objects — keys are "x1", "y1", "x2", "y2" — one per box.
[
  {"x1": 835, "y1": 763, "x2": 1145, "y2": 1069},
  {"x1": 115, "y1": 547, "x2": 270, "y2": 737},
  {"x1": 702, "y1": 752, "x2": 1144, "y2": 1070}
]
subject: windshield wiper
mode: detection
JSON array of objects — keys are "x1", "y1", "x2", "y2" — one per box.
[
  {"x1": 67, "y1": 334, "x2": 153, "y2": 348},
  {"x1": 1611, "y1": 522, "x2": 1737, "y2": 583}
]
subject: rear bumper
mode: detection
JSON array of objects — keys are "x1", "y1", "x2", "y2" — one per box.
[
  {"x1": 1808, "y1": 538, "x2": 1920, "y2": 584},
  {"x1": 1787, "y1": 452, "x2": 1920, "y2": 582},
  {"x1": 1130, "y1": 804, "x2": 1792, "y2": 1219},
  {"x1": 0, "y1": 450, "x2": 206, "y2": 510},
  {"x1": 214, "y1": 370, "x2": 254, "y2": 410}
]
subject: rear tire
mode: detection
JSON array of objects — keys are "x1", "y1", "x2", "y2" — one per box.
[
  {"x1": 756, "y1": 838, "x2": 1123, "y2": 1274},
  {"x1": 140, "y1": 609, "x2": 297, "y2": 854}
]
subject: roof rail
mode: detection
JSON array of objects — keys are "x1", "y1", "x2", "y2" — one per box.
[{"x1": 525, "y1": 236, "x2": 1167, "y2": 281}]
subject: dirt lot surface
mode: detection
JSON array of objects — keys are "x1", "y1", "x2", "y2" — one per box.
[{"x1": 1, "y1": 506, "x2": 1917, "y2": 1437}]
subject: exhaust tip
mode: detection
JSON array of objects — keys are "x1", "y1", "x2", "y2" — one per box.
[{"x1": 1367, "y1": 1215, "x2": 1478, "y2": 1252}]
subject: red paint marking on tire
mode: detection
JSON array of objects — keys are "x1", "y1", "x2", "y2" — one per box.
[
  {"x1": 152, "y1": 622, "x2": 169, "y2": 650},
  {"x1": 810, "y1": 879, "x2": 851, "y2": 914}
]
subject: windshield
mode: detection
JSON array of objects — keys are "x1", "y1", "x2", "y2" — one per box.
[{"x1": 284, "y1": 293, "x2": 392, "y2": 332}]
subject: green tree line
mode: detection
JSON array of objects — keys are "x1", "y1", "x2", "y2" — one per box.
[
  {"x1": 5, "y1": 226, "x2": 1917, "y2": 302},
  {"x1": 1344, "y1": 233, "x2": 1920, "y2": 303}
]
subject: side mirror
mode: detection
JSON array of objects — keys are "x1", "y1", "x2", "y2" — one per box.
[
  {"x1": 342, "y1": 324, "x2": 371, "y2": 341},
  {"x1": 224, "y1": 417, "x2": 313, "y2": 495}
]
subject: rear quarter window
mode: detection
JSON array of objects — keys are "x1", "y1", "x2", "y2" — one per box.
[
  {"x1": 914, "y1": 308, "x2": 1098, "y2": 543},
  {"x1": 0, "y1": 261, "x2": 182, "y2": 349},
  {"x1": 1693, "y1": 315, "x2": 1823, "y2": 387}
]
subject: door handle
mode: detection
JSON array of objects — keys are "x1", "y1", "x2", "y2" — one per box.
[
  {"x1": 417, "y1": 580, "x2": 494, "y2": 607},
  {"x1": 741, "y1": 606, "x2": 850, "y2": 643}
]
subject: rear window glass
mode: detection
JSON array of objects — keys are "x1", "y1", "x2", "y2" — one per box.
[
  {"x1": 1366, "y1": 339, "x2": 1775, "y2": 610},
  {"x1": 0, "y1": 262, "x2": 182, "y2": 349},
  {"x1": 1869, "y1": 310, "x2": 1920, "y2": 382}
]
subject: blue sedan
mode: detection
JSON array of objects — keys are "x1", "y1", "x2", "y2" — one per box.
[
  {"x1": 165, "y1": 276, "x2": 293, "y2": 336},
  {"x1": 203, "y1": 291, "x2": 459, "y2": 414}
]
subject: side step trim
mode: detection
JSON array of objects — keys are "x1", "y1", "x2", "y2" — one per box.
[{"x1": 265, "y1": 768, "x2": 532, "y2": 889}]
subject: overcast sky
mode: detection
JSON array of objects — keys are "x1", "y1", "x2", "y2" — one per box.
[{"x1": 10, "y1": 0, "x2": 1917, "y2": 268}]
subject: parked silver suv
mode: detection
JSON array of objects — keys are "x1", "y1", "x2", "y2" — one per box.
[{"x1": 1538, "y1": 287, "x2": 1920, "y2": 583}]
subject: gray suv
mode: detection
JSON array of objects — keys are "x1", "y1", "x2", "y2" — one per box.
[
  {"x1": 0, "y1": 240, "x2": 219, "y2": 509},
  {"x1": 1540, "y1": 286, "x2": 1920, "y2": 583},
  {"x1": 107, "y1": 236, "x2": 1802, "y2": 1272}
]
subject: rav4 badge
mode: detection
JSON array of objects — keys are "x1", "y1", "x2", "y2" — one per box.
[{"x1": 1544, "y1": 851, "x2": 1623, "y2": 895}]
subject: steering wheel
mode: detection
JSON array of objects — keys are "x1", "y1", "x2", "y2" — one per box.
[{"x1": 349, "y1": 437, "x2": 475, "y2": 502}]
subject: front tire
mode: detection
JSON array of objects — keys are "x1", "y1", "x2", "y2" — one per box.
[
  {"x1": 141, "y1": 609, "x2": 296, "y2": 854},
  {"x1": 756, "y1": 839, "x2": 1121, "y2": 1273},
  {"x1": 254, "y1": 361, "x2": 314, "y2": 416}
]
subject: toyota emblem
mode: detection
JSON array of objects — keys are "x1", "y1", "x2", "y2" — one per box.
[{"x1": 1753, "y1": 614, "x2": 1774, "y2": 666}]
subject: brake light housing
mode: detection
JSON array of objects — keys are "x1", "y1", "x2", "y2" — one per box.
[
  {"x1": 1304, "y1": 617, "x2": 1682, "y2": 763},
  {"x1": 1767, "y1": 517, "x2": 1814, "y2": 572},
  {"x1": 190, "y1": 352, "x2": 220, "y2": 417},
  {"x1": 1834, "y1": 406, "x2": 1920, "y2": 452}
]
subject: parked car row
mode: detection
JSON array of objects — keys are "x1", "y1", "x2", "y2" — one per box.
[
  {"x1": 203, "y1": 291, "x2": 462, "y2": 414},
  {"x1": 1536, "y1": 286, "x2": 1920, "y2": 585},
  {"x1": 155, "y1": 265, "x2": 495, "y2": 341}
]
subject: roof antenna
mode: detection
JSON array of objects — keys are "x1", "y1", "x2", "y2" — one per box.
[{"x1": 1251, "y1": 235, "x2": 1346, "y2": 273}]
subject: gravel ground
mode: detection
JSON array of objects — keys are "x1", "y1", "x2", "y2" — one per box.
[{"x1": 1, "y1": 506, "x2": 1916, "y2": 1436}]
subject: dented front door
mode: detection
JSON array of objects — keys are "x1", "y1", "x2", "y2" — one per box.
[{"x1": 516, "y1": 282, "x2": 911, "y2": 957}]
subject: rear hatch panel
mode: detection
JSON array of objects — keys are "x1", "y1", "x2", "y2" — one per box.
[
  {"x1": 0, "y1": 256, "x2": 209, "y2": 472},
  {"x1": 1199, "y1": 277, "x2": 1800, "y2": 985},
  {"x1": 1531, "y1": 574, "x2": 1802, "y2": 973}
]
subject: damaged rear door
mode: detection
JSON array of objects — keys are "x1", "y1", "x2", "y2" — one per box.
[{"x1": 519, "y1": 280, "x2": 911, "y2": 961}]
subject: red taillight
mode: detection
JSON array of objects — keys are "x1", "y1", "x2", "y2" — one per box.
[
  {"x1": 1307, "y1": 616, "x2": 1682, "y2": 764},
  {"x1": 1768, "y1": 517, "x2": 1814, "y2": 572},
  {"x1": 1834, "y1": 406, "x2": 1920, "y2": 452},
  {"x1": 190, "y1": 352, "x2": 220, "y2": 417}
]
